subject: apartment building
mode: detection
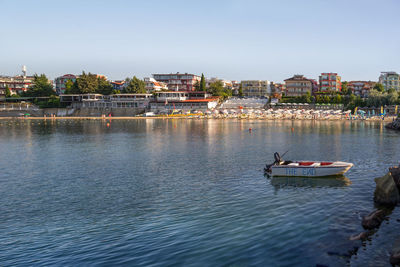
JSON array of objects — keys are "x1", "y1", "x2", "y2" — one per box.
[
  {"x1": 348, "y1": 81, "x2": 376, "y2": 98},
  {"x1": 54, "y1": 74, "x2": 78, "y2": 95},
  {"x1": 319, "y1": 73, "x2": 341, "y2": 92},
  {"x1": 284, "y1": 75, "x2": 316, "y2": 97},
  {"x1": 240, "y1": 80, "x2": 271, "y2": 97},
  {"x1": 152, "y1": 73, "x2": 201, "y2": 91},
  {"x1": 0, "y1": 75, "x2": 34, "y2": 97},
  {"x1": 379, "y1": 72, "x2": 400, "y2": 91}
]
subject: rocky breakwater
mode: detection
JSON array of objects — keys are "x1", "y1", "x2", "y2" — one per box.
[
  {"x1": 386, "y1": 117, "x2": 400, "y2": 130},
  {"x1": 357, "y1": 166, "x2": 400, "y2": 265}
]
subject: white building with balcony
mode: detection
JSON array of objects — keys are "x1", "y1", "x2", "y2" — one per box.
[{"x1": 150, "y1": 91, "x2": 219, "y2": 111}]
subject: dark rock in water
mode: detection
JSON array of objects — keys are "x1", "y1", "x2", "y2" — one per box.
[
  {"x1": 362, "y1": 210, "x2": 385, "y2": 229},
  {"x1": 390, "y1": 238, "x2": 400, "y2": 266},
  {"x1": 386, "y1": 118, "x2": 400, "y2": 130},
  {"x1": 349, "y1": 231, "x2": 369, "y2": 241},
  {"x1": 389, "y1": 166, "x2": 400, "y2": 191},
  {"x1": 374, "y1": 173, "x2": 400, "y2": 206}
]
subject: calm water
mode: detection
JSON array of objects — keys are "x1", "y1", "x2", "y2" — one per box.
[{"x1": 0, "y1": 119, "x2": 399, "y2": 266}]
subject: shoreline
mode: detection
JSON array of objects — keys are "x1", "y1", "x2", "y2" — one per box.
[{"x1": 0, "y1": 116, "x2": 395, "y2": 121}]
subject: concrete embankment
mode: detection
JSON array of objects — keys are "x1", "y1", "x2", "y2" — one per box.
[{"x1": 0, "y1": 107, "x2": 146, "y2": 117}]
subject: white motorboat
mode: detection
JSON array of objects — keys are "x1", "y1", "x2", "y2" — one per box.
[{"x1": 264, "y1": 152, "x2": 353, "y2": 177}]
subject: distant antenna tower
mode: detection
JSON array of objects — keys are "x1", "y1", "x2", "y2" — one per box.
[{"x1": 22, "y1": 65, "x2": 27, "y2": 78}]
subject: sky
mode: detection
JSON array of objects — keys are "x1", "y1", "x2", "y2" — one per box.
[{"x1": 0, "y1": 0, "x2": 399, "y2": 82}]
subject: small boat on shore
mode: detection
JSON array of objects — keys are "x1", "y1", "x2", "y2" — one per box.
[{"x1": 264, "y1": 152, "x2": 353, "y2": 177}]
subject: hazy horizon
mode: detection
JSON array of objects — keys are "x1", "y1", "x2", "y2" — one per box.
[{"x1": 1, "y1": 0, "x2": 399, "y2": 82}]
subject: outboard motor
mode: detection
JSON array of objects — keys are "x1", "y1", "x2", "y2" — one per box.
[{"x1": 264, "y1": 152, "x2": 282, "y2": 174}]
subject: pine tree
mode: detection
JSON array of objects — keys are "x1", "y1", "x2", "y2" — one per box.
[
  {"x1": 238, "y1": 84, "x2": 243, "y2": 97},
  {"x1": 23, "y1": 74, "x2": 55, "y2": 97},
  {"x1": 96, "y1": 77, "x2": 113, "y2": 95},
  {"x1": 125, "y1": 76, "x2": 146, "y2": 93},
  {"x1": 200, "y1": 73, "x2": 206, "y2": 91}
]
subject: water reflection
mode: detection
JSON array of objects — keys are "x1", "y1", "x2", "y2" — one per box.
[{"x1": 269, "y1": 176, "x2": 352, "y2": 189}]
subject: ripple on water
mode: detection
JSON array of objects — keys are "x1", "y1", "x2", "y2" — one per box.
[{"x1": 0, "y1": 119, "x2": 398, "y2": 266}]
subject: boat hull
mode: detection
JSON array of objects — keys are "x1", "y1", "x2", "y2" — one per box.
[{"x1": 270, "y1": 164, "x2": 353, "y2": 177}]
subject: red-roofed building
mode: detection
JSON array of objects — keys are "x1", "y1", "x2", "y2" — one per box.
[{"x1": 111, "y1": 80, "x2": 126, "y2": 91}]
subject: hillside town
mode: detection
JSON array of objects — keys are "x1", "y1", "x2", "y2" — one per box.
[{"x1": 0, "y1": 66, "x2": 399, "y2": 118}]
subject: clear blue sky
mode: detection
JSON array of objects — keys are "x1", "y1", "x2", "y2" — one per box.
[{"x1": 1, "y1": 0, "x2": 399, "y2": 82}]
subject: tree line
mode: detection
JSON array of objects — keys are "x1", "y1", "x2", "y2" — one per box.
[
  {"x1": 281, "y1": 82, "x2": 400, "y2": 109},
  {"x1": 64, "y1": 72, "x2": 146, "y2": 95},
  {"x1": 194, "y1": 73, "x2": 233, "y2": 99}
]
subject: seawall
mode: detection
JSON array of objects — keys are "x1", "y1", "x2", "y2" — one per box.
[{"x1": 0, "y1": 107, "x2": 146, "y2": 117}]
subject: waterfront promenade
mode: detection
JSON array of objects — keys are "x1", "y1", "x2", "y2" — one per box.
[{"x1": 0, "y1": 115, "x2": 395, "y2": 121}]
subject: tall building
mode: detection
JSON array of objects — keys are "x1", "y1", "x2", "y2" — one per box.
[
  {"x1": 240, "y1": 80, "x2": 271, "y2": 97},
  {"x1": 347, "y1": 81, "x2": 376, "y2": 98},
  {"x1": 379, "y1": 72, "x2": 400, "y2": 91},
  {"x1": 284, "y1": 75, "x2": 316, "y2": 97},
  {"x1": 54, "y1": 74, "x2": 78, "y2": 95},
  {"x1": 152, "y1": 73, "x2": 201, "y2": 91},
  {"x1": 319, "y1": 73, "x2": 341, "y2": 92}
]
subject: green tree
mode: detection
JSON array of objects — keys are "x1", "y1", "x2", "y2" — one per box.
[
  {"x1": 75, "y1": 72, "x2": 98, "y2": 94},
  {"x1": 331, "y1": 94, "x2": 342, "y2": 104},
  {"x1": 64, "y1": 79, "x2": 74, "y2": 94},
  {"x1": 200, "y1": 73, "x2": 206, "y2": 91},
  {"x1": 387, "y1": 90, "x2": 398, "y2": 105},
  {"x1": 341, "y1": 81, "x2": 349, "y2": 95},
  {"x1": 65, "y1": 80, "x2": 80, "y2": 94},
  {"x1": 238, "y1": 83, "x2": 243, "y2": 97},
  {"x1": 23, "y1": 74, "x2": 55, "y2": 97},
  {"x1": 208, "y1": 80, "x2": 232, "y2": 99},
  {"x1": 300, "y1": 91, "x2": 311, "y2": 103},
  {"x1": 374, "y1": 83, "x2": 385, "y2": 92},
  {"x1": 323, "y1": 95, "x2": 331, "y2": 103},
  {"x1": 125, "y1": 76, "x2": 146, "y2": 93},
  {"x1": 194, "y1": 80, "x2": 200, "y2": 91},
  {"x1": 96, "y1": 77, "x2": 113, "y2": 95},
  {"x1": 5, "y1": 85, "x2": 11, "y2": 97}
]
